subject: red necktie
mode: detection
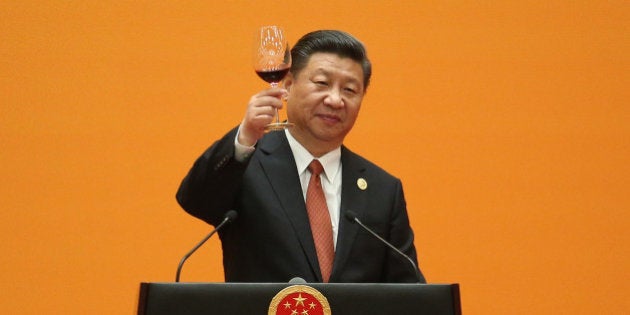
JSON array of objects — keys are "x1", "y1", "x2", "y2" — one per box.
[{"x1": 306, "y1": 160, "x2": 335, "y2": 282}]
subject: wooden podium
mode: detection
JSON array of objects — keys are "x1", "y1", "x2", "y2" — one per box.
[{"x1": 138, "y1": 282, "x2": 461, "y2": 315}]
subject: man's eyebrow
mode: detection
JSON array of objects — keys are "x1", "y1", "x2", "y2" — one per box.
[
  {"x1": 311, "y1": 67, "x2": 363, "y2": 87},
  {"x1": 312, "y1": 68, "x2": 329, "y2": 75}
]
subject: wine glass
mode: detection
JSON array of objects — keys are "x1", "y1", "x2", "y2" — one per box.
[{"x1": 253, "y1": 26, "x2": 293, "y2": 131}]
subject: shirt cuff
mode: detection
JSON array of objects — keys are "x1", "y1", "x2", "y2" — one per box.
[{"x1": 234, "y1": 127, "x2": 256, "y2": 162}]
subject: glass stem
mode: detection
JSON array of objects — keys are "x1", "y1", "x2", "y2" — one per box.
[{"x1": 271, "y1": 82, "x2": 281, "y2": 124}]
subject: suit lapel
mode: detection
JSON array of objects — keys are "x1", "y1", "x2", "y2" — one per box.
[
  {"x1": 256, "y1": 132, "x2": 321, "y2": 279},
  {"x1": 331, "y1": 146, "x2": 369, "y2": 280}
]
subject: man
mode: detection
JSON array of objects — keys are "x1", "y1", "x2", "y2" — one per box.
[{"x1": 176, "y1": 30, "x2": 425, "y2": 283}]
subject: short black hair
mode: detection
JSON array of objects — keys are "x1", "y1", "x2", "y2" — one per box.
[{"x1": 290, "y1": 30, "x2": 372, "y2": 90}]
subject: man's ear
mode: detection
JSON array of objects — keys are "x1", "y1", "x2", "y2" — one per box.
[{"x1": 283, "y1": 72, "x2": 294, "y2": 91}]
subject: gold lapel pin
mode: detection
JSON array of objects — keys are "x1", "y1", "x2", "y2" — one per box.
[{"x1": 357, "y1": 178, "x2": 368, "y2": 190}]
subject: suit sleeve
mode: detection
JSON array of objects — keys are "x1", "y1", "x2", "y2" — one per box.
[{"x1": 176, "y1": 126, "x2": 249, "y2": 226}]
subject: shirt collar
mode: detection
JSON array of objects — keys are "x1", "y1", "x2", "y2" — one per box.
[{"x1": 285, "y1": 129, "x2": 341, "y2": 183}]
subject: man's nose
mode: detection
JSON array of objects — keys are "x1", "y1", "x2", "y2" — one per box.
[{"x1": 324, "y1": 89, "x2": 344, "y2": 108}]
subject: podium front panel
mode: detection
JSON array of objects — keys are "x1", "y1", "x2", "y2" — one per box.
[{"x1": 138, "y1": 282, "x2": 461, "y2": 315}]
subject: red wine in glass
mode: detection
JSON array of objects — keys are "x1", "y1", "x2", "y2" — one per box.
[{"x1": 255, "y1": 67, "x2": 290, "y2": 84}]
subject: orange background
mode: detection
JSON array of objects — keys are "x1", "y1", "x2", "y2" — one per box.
[{"x1": 1, "y1": 1, "x2": 628, "y2": 314}]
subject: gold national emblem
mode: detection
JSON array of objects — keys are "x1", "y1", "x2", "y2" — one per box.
[{"x1": 268, "y1": 285, "x2": 331, "y2": 315}]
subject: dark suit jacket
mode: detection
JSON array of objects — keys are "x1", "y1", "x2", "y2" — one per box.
[{"x1": 176, "y1": 127, "x2": 425, "y2": 283}]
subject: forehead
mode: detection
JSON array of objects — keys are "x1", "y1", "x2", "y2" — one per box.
[{"x1": 301, "y1": 53, "x2": 364, "y2": 84}]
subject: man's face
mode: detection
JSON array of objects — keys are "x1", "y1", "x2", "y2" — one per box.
[{"x1": 285, "y1": 52, "x2": 365, "y2": 153}]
